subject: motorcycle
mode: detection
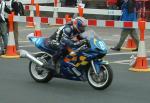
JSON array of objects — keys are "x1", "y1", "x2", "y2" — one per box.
[{"x1": 20, "y1": 30, "x2": 113, "y2": 90}]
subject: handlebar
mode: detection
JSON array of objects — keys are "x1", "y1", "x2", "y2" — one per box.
[
  {"x1": 69, "y1": 44, "x2": 88, "y2": 56},
  {"x1": 69, "y1": 39, "x2": 89, "y2": 56}
]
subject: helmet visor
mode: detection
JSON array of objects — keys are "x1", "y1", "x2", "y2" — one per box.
[{"x1": 78, "y1": 25, "x2": 86, "y2": 33}]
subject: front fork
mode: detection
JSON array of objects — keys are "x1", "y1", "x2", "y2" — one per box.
[{"x1": 91, "y1": 60, "x2": 109, "y2": 75}]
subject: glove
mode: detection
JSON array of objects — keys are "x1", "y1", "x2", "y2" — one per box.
[
  {"x1": 51, "y1": 40, "x2": 60, "y2": 46},
  {"x1": 73, "y1": 39, "x2": 87, "y2": 47},
  {"x1": 69, "y1": 51, "x2": 76, "y2": 56},
  {"x1": 80, "y1": 39, "x2": 87, "y2": 45}
]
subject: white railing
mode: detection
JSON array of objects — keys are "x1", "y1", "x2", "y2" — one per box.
[{"x1": 25, "y1": 5, "x2": 122, "y2": 16}]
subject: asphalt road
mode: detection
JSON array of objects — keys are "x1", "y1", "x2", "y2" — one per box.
[{"x1": 0, "y1": 23, "x2": 150, "y2": 103}]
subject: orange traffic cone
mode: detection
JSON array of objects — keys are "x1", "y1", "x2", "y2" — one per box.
[
  {"x1": 122, "y1": 36, "x2": 137, "y2": 50},
  {"x1": 129, "y1": 20, "x2": 150, "y2": 72},
  {"x1": 53, "y1": 0, "x2": 58, "y2": 18},
  {"x1": 1, "y1": 13, "x2": 20, "y2": 58},
  {"x1": 35, "y1": 3, "x2": 40, "y2": 17},
  {"x1": 78, "y1": 5, "x2": 83, "y2": 17},
  {"x1": 34, "y1": 22, "x2": 42, "y2": 37},
  {"x1": 26, "y1": 0, "x2": 35, "y2": 28},
  {"x1": 65, "y1": 14, "x2": 71, "y2": 23},
  {"x1": 34, "y1": 3, "x2": 42, "y2": 37},
  {"x1": 54, "y1": 0, "x2": 58, "y2": 7}
]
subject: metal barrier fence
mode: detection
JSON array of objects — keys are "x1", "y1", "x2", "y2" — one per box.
[
  {"x1": 14, "y1": 15, "x2": 150, "y2": 29},
  {"x1": 24, "y1": 5, "x2": 122, "y2": 16}
]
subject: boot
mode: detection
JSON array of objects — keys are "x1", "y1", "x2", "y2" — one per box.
[
  {"x1": 48, "y1": 59, "x2": 56, "y2": 70},
  {"x1": 110, "y1": 47, "x2": 121, "y2": 51},
  {"x1": 0, "y1": 51, "x2": 4, "y2": 55},
  {"x1": 43, "y1": 59, "x2": 55, "y2": 70},
  {"x1": 0, "y1": 47, "x2": 5, "y2": 55},
  {"x1": 132, "y1": 48, "x2": 138, "y2": 52}
]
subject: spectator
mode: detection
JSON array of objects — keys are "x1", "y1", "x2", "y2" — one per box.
[
  {"x1": 0, "y1": 0, "x2": 11, "y2": 55},
  {"x1": 111, "y1": 0, "x2": 139, "y2": 51},
  {"x1": 11, "y1": 0, "x2": 24, "y2": 50},
  {"x1": 116, "y1": 0, "x2": 124, "y2": 10},
  {"x1": 61, "y1": 0, "x2": 83, "y2": 7},
  {"x1": 60, "y1": 0, "x2": 66, "y2": 7},
  {"x1": 63, "y1": 0, "x2": 77, "y2": 7},
  {"x1": 145, "y1": 1, "x2": 150, "y2": 21},
  {"x1": 84, "y1": 0, "x2": 89, "y2": 8},
  {"x1": 106, "y1": 0, "x2": 119, "y2": 20}
]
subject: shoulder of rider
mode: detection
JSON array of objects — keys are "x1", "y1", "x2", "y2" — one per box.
[{"x1": 63, "y1": 26, "x2": 73, "y2": 36}]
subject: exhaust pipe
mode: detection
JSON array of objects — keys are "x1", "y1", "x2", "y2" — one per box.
[{"x1": 20, "y1": 50, "x2": 44, "y2": 66}]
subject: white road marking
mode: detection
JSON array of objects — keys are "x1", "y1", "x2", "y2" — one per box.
[
  {"x1": 19, "y1": 45, "x2": 34, "y2": 47},
  {"x1": 19, "y1": 41, "x2": 30, "y2": 43},
  {"x1": 110, "y1": 58, "x2": 150, "y2": 64},
  {"x1": 107, "y1": 51, "x2": 150, "y2": 56}
]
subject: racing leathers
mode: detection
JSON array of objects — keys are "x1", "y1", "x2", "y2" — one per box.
[{"x1": 48, "y1": 22, "x2": 85, "y2": 76}]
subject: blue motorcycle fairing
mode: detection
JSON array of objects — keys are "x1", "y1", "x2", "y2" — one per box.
[
  {"x1": 29, "y1": 36, "x2": 55, "y2": 55},
  {"x1": 59, "y1": 37, "x2": 108, "y2": 77},
  {"x1": 81, "y1": 30, "x2": 108, "y2": 54},
  {"x1": 57, "y1": 60, "x2": 83, "y2": 81},
  {"x1": 89, "y1": 38, "x2": 108, "y2": 54}
]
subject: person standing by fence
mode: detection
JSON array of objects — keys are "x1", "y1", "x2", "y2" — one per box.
[
  {"x1": 111, "y1": 0, "x2": 139, "y2": 51},
  {"x1": 61, "y1": 0, "x2": 77, "y2": 7},
  {"x1": 60, "y1": 0, "x2": 66, "y2": 7},
  {"x1": 145, "y1": 1, "x2": 150, "y2": 21},
  {"x1": 11, "y1": 0, "x2": 24, "y2": 50},
  {"x1": 116, "y1": 0, "x2": 124, "y2": 10},
  {"x1": 0, "y1": 0, "x2": 11, "y2": 55}
]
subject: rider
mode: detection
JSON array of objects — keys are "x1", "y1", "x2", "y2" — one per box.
[{"x1": 46, "y1": 16, "x2": 87, "y2": 77}]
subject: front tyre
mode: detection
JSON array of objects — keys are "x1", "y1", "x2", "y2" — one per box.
[
  {"x1": 87, "y1": 64, "x2": 113, "y2": 90},
  {"x1": 29, "y1": 53, "x2": 53, "y2": 83}
]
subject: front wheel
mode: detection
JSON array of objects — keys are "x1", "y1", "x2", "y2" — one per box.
[{"x1": 87, "y1": 64, "x2": 113, "y2": 90}]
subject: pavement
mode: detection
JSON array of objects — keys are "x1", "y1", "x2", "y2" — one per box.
[{"x1": 0, "y1": 23, "x2": 150, "y2": 103}]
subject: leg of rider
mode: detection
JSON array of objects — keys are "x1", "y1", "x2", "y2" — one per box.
[
  {"x1": 52, "y1": 50, "x2": 62, "y2": 65},
  {"x1": 50, "y1": 45, "x2": 64, "y2": 69}
]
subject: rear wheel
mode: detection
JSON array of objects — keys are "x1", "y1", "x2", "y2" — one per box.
[
  {"x1": 87, "y1": 64, "x2": 113, "y2": 90},
  {"x1": 29, "y1": 53, "x2": 53, "y2": 83}
]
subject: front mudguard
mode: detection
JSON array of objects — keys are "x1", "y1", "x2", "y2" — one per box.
[{"x1": 92, "y1": 59, "x2": 109, "y2": 74}]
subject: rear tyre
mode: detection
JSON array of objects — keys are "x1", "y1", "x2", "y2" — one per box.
[
  {"x1": 29, "y1": 53, "x2": 53, "y2": 83},
  {"x1": 87, "y1": 64, "x2": 113, "y2": 90}
]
